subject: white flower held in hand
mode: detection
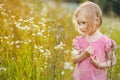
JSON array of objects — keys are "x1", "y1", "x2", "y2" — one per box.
[{"x1": 71, "y1": 49, "x2": 81, "y2": 59}]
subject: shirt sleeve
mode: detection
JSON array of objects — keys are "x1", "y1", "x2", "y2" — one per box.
[
  {"x1": 104, "y1": 37, "x2": 117, "y2": 54},
  {"x1": 72, "y1": 36, "x2": 82, "y2": 50}
]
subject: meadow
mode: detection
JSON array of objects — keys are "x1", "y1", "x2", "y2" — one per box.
[{"x1": 0, "y1": 0, "x2": 120, "y2": 80}]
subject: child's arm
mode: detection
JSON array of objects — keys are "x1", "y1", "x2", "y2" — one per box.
[
  {"x1": 72, "y1": 51, "x2": 90, "y2": 64},
  {"x1": 91, "y1": 39, "x2": 117, "y2": 68},
  {"x1": 72, "y1": 46, "x2": 94, "y2": 64},
  {"x1": 100, "y1": 51, "x2": 116, "y2": 68},
  {"x1": 90, "y1": 51, "x2": 116, "y2": 68}
]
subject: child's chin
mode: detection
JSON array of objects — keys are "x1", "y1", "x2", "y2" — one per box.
[{"x1": 80, "y1": 31, "x2": 86, "y2": 35}]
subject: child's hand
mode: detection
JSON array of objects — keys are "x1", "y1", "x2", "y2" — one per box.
[
  {"x1": 90, "y1": 55, "x2": 101, "y2": 68},
  {"x1": 85, "y1": 45, "x2": 94, "y2": 56}
]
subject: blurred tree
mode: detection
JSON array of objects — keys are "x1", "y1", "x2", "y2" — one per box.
[
  {"x1": 112, "y1": 0, "x2": 120, "y2": 16},
  {"x1": 90, "y1": 0, "x2": 120, "y2": 16},
  {"x1": 62, "y1": 0, "x2": 120, "y2": 16},
  {"x1": 89, "y1": 0, "x2": 112, "y2": 15},
  {"x1": 63, "y1": 0, "x2": 85, "y2": 4}
]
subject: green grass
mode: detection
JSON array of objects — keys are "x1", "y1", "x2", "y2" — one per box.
[{"x1": 0, "y1": 0, "x2": 120, "y2": 80}]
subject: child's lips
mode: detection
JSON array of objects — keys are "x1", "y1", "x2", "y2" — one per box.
[
  {"x1": 80, "y1": 28, "x2": 86, "y2": 32},
  {"x1": 82, "y1": 31, "x2": 86, "y2": 33}
]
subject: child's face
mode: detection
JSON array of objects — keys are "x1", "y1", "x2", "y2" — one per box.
[{"x1": 76, "y1": 10, "x2": 88, "y2": 35}]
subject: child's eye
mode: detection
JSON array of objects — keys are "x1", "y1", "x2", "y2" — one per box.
[
  {"x1": 77, "y1": 22, "x2": 86, "y2": 25},
  {"x1": 77, "y1": 22, "x2": 80, "y2": 25},
  {"x1": 82, "y1": 22, "x2": 86, "y2": 24}
]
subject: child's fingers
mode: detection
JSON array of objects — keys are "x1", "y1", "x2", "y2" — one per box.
[
  {"x1": 84, "y1": 46, "x2": 94, "y2": 56},
  {"x1": 90, "y1": 55, "x2": 100, "y2": 68},
  {"x1": 95, "y1": 56, "x2": 100, "y2": 62},
  {"x1": 90, "y1": 55, "x2": 95, "y2": 63},
  {"x1": 78, "y1": 49, "x2": 82, "y2": 52},
  {"x1": 87, "y1": 46, "x2": 94, "y2": 54},
  {"x1": 91, "y1": 55, "x2": 100, "y2": 63}
]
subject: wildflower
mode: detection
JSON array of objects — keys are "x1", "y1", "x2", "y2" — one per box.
[
  {"x1": 37, "y1": 32, "x2": 43, "y2": 36},
  {"x1": 24, "y1": 41, "x2": 28, "y2": 45},
  {"x1": 16, "y1": 45, "x2": 20, "y2": 48},
  {"x1": 44, "y1": 36, "x2": 47, "y2": 38},
  {"x1": 10, "y1": 41, "x2": 14, "y2": 45},
  {"x1": 42, "y1": 23, "x2": 46, "y2": 27},
  {"x1": 32, "y1": 24, "x2": 38, "y2": 28},
  {"x1": 14, "y1": 21, "x2": 21, "y2": 27},
  {"x1": 1, "y1": 11, "x2": 7, "y2": 16},
  {"x1": 29, "y1": 17, "x2": 34, "y2": 21},
  {"x1": 34, "y1": 45, "x2": 43, "y2": 49},
  {"x1": 23, "y1": 20, "x2": 29, "y2": 23},
  {"x1": 37, "y1": 30, "x2": 45, "y2": 36},
  {"x1": 44, "y1": 49, "x2": 51, "y2": 56},
  {"x1": 61, "y1": 71, "x2": 65, "y2": 75},
  {"x1": 0, "y1": 67, "x2": 7, "y2": 71},
  {"x1": 4, "y1": 36, "x2": 9, "y2": 39},
  {"x1": 33, "y1": 57, "x2": 38, "y2": 61},
  {"x1": 40, "y1": 49, "x2": 44, "y2": 53},
  {"x1": 34, "y1": 45, "x2": 38, "y2": 49},
  {"x1": 15, "y1": 22, "x2": 30, "y2": 30},
  {"x1": 64, "y1": 50, "x2": 70, "y2": 54},
  {"x1": 28, "y1": 39, "x2": 32, "y2": 43},
  {"x1": 63, "y1": 62, "x2": 74, "y2": 70},
  {"x1": 8, "y1": 36, "x2": 11, "y2": 38},
  {"x1": 12, "y1": 57, "x2": 15, "y2": 60},
  {"x1": 18, "y1": 18, "x2": 23, "y2": 22},
  {"x1": 15, "y1": 41, "x2": 21, "y2": 44},
  {"x1": 54, "y1": 42, "x2": 65, "y2": 50},
  {"x1": 3, "y1": 19, "x2": 7, "y2": 22},
  {"x1": 11, "y1": 15, "x2": 15, "y2": 18},
  {"x1": 32, "y1": 33, "x2": 36, "y2": 36},
  {"x1": 0, "y1": 4, "x2": 4, "y2": 10},
  {"x1": 40, "y1": 67, "x2": 43, "y2": 70},
  {"x1": 38, "y1": 22, "x2": 46, "y2": 27},
  {"x1": 23, "y1": 26, "x2": 30, "y2": 30},
  {"x1": 11, "y1": 35, "x2": 14, "y2": 38},
  {"x1": 41, "y1": 30, "x2": 45, "y2": 33},
  {"x1": 44, "y1": 65, "x2": 47, "y2": 68}
]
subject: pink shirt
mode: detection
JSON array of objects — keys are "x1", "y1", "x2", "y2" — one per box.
[{"x1": 73, "y1": 35, "x2": 116, "y2": 80}]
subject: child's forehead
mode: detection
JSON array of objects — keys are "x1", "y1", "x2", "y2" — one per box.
[
  {"x1": 76, "y1": 9, "x2": 88, "y2": 19},
  {"x1": 76, "y1": 8, "x2": 87, "y2": 15},
  {"x1": 76, "y1": 7, "x2": 97, "y2": 20},
  {"x1": 76, "y1": 15, "x2": 87, "y2": 22}
]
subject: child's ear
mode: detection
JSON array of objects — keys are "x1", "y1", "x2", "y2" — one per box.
[{"x1": 94, "y1": 17, "x2": 100, "y2": 25}]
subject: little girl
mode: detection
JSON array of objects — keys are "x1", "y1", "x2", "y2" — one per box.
[{"x1": 71, "y1": 1, "x2": 117, "y2": 80}]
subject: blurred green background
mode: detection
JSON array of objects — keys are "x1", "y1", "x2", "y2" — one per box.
[{"x1": 0, "y1": 0, "x2": 120, "y2": 80}]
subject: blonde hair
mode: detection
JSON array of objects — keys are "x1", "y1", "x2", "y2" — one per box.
[{"x1": 73, "y1": 1, "x2": 102, "y2": 35}]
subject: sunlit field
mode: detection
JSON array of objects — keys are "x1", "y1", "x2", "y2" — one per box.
[{"x1": 0, "y1": 0, "x2": 120, "y2": 80}]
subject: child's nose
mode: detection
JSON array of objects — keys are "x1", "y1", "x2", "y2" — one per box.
[
  {"x1": 79, "y1": 25, "x2": 86, "y2": 29},
  {"x1": 79, "y1": 26, "x2": 84, "y2": 29}
]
